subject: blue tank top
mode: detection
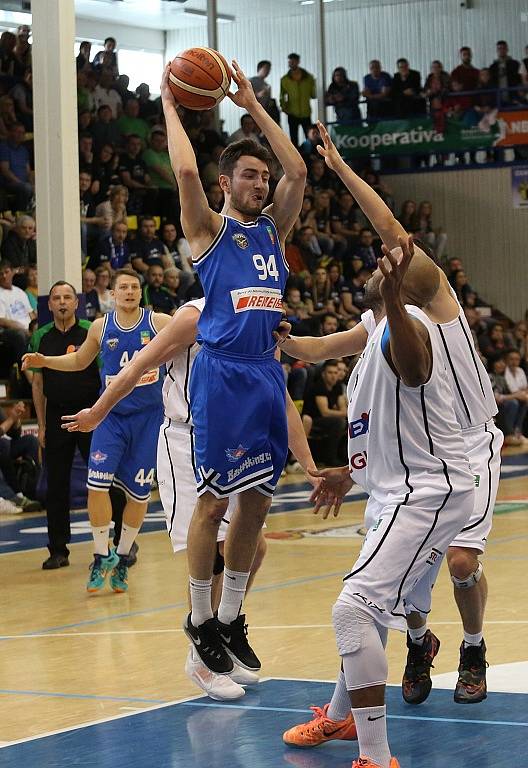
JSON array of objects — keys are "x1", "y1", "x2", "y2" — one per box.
[
  {"x1": 99, "y1": 308, "x2": 163, "y2": 415},
  {"x1": 193, "y1": 214, "x2": 288, "y2": 357}
]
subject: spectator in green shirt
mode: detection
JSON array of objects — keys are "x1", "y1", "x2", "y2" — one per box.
[
  {"x1": 142, "y1": 128, "x2": 178, "y2": 219},
  {"x1": 116, "y1": 98, "x2": 150, "y2": 146},
  {"x1": 280, "y1": 53, "x2": 316, "y2": 148}
]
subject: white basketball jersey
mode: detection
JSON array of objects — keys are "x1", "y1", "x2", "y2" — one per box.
[
  {"x1": 407, "y1": 291, "x2": 497, "y2": 430},
  {"x1": 347, "y1": 312, "x2": 472, "y2": 505},
  {"x1": 162, "y1": 298, "x2": 205, "y2": 424}
]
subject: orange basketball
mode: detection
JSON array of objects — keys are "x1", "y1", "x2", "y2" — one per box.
[{"x1": 168, "y1": 47, "x2": 231, "y2": 110}]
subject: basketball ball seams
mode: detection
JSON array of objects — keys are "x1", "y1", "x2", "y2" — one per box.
[
  {"x1": 168, "y1": 46, "x2": 231, "y2": 110},
  {"x1": 172, "y1": 57, "x2": 221, "y2": 91}
]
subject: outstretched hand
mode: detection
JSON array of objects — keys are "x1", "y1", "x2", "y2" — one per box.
[
  {"x1": 228, "y1": 59, "x2": 258, "y2": 110},
  {"x1": 61, "y1": 408, "x2": 101, "y2": 433},
  {"x1": 308, "y1": 466, "x2": 353, "y2": 519},
  {"x1": 378, "y1": 235, "x2": 414, "y2": 307},
  {"x1": 315, "y1": 120, "x2": 343, "y2": 172}
]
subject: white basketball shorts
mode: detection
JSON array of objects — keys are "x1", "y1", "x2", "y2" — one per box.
[{"x1": 156, "y1": 418, "x2": 233, "y2": 552}]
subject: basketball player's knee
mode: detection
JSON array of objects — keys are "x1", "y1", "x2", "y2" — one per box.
[
  {"x1": 448, "y1": 547, "x2": 482, "y2": 586},
  {"x1": 197, "y1": 496, "x2": 229, "y2": 525},
  {"x1": 333, "y1": 600, "x2": 388, "y2": 689}
]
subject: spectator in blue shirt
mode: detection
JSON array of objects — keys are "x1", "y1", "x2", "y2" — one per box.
[
  {"x1": 362, "y1": 60, "x2": 393, "y2": 120},
  {"x1": 130, "y1": 216, "x2": 171, "y2": 275},
  {"x1": 88, "y1": 221, "x2": 131, "y2": 272},
  {"x1": 141, "y1": 264, "x2": 176, "y2": 315},
  {"x1": 0, "y1": 122, "x2": 33, "y2": 211}
]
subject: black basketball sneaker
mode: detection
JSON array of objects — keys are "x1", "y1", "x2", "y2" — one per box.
[
  {"x1": 402, "y1": 629, "x2": 440, "y2": 705},
  {"x1": 454, "y1": 639, "x2": 488, "y2": 703}
]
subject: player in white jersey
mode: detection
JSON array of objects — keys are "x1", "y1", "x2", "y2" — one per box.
[
  {"x1": 278, "y1": 237, "x2": 474, "y2": 768},
  {"x1": 63, "y1": 298, "x2": 320, "y2": 701},
  {"x1": 307, "y1": 121, "x2": 501, "y2": 705}
]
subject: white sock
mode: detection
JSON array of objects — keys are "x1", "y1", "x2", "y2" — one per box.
[
  {"x1": 189, "y1": 576, "x2": 213, "y2": 626},
  {"x1": 217, "y1": 568, "x2": 250, "y2": 625},
  {"x1": 327, "y1": 670, "x2": 351, "y2": 721},
  {"x1": 464, "y1": 630, "x2": 483, "y2": 647},
  {"x1": 408, "y1": 625, "x2": 427, "y2": 646},
  {"x1": 91, "y1": 525, "x2": 111, "y2": 556},
  {"x1": 351, "y1": 705, "x2": 391, "y2": 768},
  {"x1": 116, "y1": 524, "x2": 139, "y2": 556}
]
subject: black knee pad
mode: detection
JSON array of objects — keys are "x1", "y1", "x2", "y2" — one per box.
[{"x1": 213, "y1": 543, "x2": 225, "y2": 575}]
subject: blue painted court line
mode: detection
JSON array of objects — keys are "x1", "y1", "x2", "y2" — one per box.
[
  {"x1": 0, "y1": 689, "x2": 166, "y2": 704},
  {"x1": 2, "y1": 679, "x2": 527, "y2": 767},
  {"x1": 179, "y1": 700, "x2": 528, "y2": 727}
]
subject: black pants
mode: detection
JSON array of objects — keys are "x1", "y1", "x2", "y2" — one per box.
[
  {"x1": 45, "y1": 407, "x2": 127, "y2": 556},
  {"x1": 287, "y1": 115, "x2": 311, "y2": 148},
  {"x1": 45, "y1": 407, "x2": 92, "y2": 557}
]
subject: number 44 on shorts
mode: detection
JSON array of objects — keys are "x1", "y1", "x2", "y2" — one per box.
[{"x1": 134, "y1": 468, "x2": 155, "y2": 487}]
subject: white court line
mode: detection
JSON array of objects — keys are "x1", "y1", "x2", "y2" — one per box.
[
  {"x1": 2, "y1": 619, "x2": 528, "y2": 641},
  {"x1": 0, "y1": 691, "x2": 204, "y2": 749}
]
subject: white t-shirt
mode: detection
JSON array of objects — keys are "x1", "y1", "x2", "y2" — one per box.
[
  {"x1": 0, "y1": 285, "x2": 33, "y2": 329},
  {"x1": 505, "y1": 366, "x2": 528, "y2": 393},
  {"x1": 93, "y1": 85, "x2": 122, "y2": 118}
]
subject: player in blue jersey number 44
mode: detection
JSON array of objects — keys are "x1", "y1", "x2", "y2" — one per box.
[
  {"x1": 161, "y1": 59, "x2": 307, "y2": 675},
  {"x1": 23, "y1": 269, "x2": 172, "y2": 593}
]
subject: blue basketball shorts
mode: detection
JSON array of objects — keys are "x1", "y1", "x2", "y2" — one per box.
[
  {"x1": 87, "y1": 407, "x2": 164, "y2": 501},
  {"x1": 189, "y1": 347, "x2": 288, "y2": 499}
]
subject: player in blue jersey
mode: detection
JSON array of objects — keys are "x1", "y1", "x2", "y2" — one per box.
[
  {"x1": 161, "y1": 60, "x2": 307, "y2": 674},
  {"x1": 23, "y1": 269, "x2": 171, "y2": 593}
]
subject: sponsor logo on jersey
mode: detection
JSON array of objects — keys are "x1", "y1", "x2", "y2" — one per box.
[
  {"x1": 88, "y1": 469, "x2": 114, "y2": 480},
  {"x1": 266, "y1": 225, "x2": 275, "y2": 245},
  {"x1": 225, "y1": 444, "x2": 247, "y2": 463},
  {"x1": 105, "y1": 369, "x2": 159, "y2": 388},
  {"x1": 426, "y1": 547, "x2": 443, "y2": 566},
  {"x1": 230, "y1": 286, "x2": 283, "y2": 313},
  {"x1": 232, "y1": 233, "x2": 249, "y2": 249},
  {"x1": 474, "y1": 474, "x2": 480, "y2": 487},
  {"x1": 90, "y1": 450, "x2": 107, "y2": 464},
  {"x1": 352, "y1": 592, "x2": 385, "y2": 613},
  {"x1": 349, "y1": 411, "x2": 370, "y2": 439},
  {"x1": 227, "y1": 451, "x2": 272, "y2": 483},
  {"x1": 350, "y1": 450, "x2": 367, "y2": 470},
  {"x1": 106, "y1": 337, "x2": 119, "y2": 350},
  {"x1": 140, "y1": 331, "x2": 151, "y2": 345}
]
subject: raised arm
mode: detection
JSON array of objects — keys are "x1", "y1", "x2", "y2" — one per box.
[
  {"x1": 228, "y1": 61, "x2": 306, "y2": 241},
  {"x1": 62, "y1": 305, "x2": 201, "y2": 432},
  {"x1": 160, "y1": 65, "x2": 222, "y2": 251},
  {"x1": 316, "y1": 121, "x2": 406, "y2": 250},
  {"x1": 22, "y1": 320, "x2": 102, "y2": 373},
  {"x1": 276, "y1": 322, "x2": 368, "y2": 363},
  {"x1": 380, "y1": 237, "x2": 432, "y2": 387}
]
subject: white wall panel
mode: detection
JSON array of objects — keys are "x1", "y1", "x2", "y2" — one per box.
[
  {"x1": 384, "y1": 167, "x2": 528, "y2": 319},
  {"x1": 168, "y1": 0, "x2": 528, "y2": 132}
]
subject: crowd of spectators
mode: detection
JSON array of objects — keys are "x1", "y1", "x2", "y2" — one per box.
[
  {"x1": 0, "y1": 29, "x2": 527, "y2": 511},
  {"x1": 324, "y1": 41, "x2": 528, "y2": 126}
]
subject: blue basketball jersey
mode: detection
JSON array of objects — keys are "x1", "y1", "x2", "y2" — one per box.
[
  {"x1": 192, "y1": 214, "x2": 288, "y2": 357},
  {"x1": 99, "y1": 308, "x2": 163, "y2": 415}
]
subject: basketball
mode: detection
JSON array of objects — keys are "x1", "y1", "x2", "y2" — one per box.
[{"x1": 168, "y1": 47, "x2": 231, "y2": 110}]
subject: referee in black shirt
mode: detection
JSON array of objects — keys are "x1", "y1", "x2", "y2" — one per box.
[{"x1": 28, "y1": 281, "x2": 130, "y2": 569}]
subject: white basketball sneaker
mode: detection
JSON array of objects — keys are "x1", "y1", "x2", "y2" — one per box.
[
  {"x1": 230, "y1": 664, "x2": 259, "y2": 685},
  {"x1": 185, "y1": 647, "x2": 245, "y2": 700}
]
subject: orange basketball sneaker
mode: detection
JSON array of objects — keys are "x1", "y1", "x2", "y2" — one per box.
[
  {"x1": 283, "y1": 703, "x2": 357, "y2": 747},
  {"x1": 352, "y1": 758, "x2": 400, "y2": 768}
]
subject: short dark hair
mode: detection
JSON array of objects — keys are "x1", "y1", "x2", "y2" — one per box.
[
  {"x1": 127, "y1": 133, "x2": 142, "y2": 142},
  {"x1": 497, "y1": 40, "x2": 507, "y2": 46},
  {"x1": 321, "y1": 313, "x2": 338, "y2": 325},
  {"x1": 218, "y1": 139, "x2": 272, "y2": 178},
  {"x1": 104, "y1": 37, "x2": 116, "y2": 45},
  {"x1": 111, "y1": 268, "x2": 141, "y2": 289},
  {"x1": 139, "y1": 215, "x2": 155, "y2": 225},
  {"x1": 397, "y1": 58, "x2": 408, "y2": 66},
  {"x1": 257, "y1": 60, "x2": 271, "y2": 70},
  {"x1": 322, "y1": 358, "x2": 339, "y2": 369},
  {"x1": 460, "y1": 46, "x2": 471, "y2": 53},
  {"x1": 288, "y1": 53, "x2": 300, "y2": 60},
  {"x1": 49, "y1": 280, "x2": 77, "y2": 297},
  {"x1": 359, "y1": 227, "x2": 373, "y2": 235},
  {"x1": 0, "y1": 259, "x2": 12, "y2": 271}
]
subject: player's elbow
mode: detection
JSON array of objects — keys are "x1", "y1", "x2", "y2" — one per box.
[
  {"x1": 400, "y1": 359, "x2": 431, "y2": 388},
  {"x1": 176, "y1": 165, "x2": 199, "y2": 183},
  {"x1": 289, "y1": 161, "x2": 307, "y2": 182}
]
